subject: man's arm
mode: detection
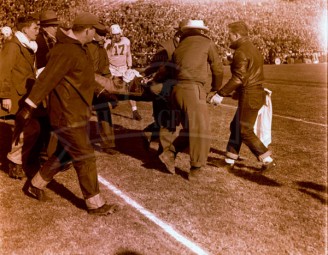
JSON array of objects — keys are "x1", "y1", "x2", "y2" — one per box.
[
  {"x1": 27, "y1": 50, "x2": 74, "y2": 105},
  {"x1": 208, "y1": 42, "x2": 224, "y2": 91},
  {"x1": 218, "y1": 50, "x2": 248, "y2": 97},
  {"x1": 0, "y1": 42, "x2": 20, "y2": 109},
  {"x1": 13, "y1": 50, "x2": 75, "y2": 144},
  {"x1": 144, "y1": 48, "x2": 169, "y2": 77}
]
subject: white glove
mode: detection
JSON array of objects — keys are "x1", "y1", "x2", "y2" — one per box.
[{"x1": 210, "y1": 93, "x2": 224, "y2": 105}]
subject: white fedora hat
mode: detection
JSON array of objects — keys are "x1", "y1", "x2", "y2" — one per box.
[{"x1": 181, "y1": 20, "x2": 209, "y2": 32}]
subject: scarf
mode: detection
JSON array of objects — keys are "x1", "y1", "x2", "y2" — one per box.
[
  {"x1": 41, "y1": 29, "x2": 57, "y2": 49},
  {"x1": 15, "y1": 31, "x2": 38, "y2": 53}
]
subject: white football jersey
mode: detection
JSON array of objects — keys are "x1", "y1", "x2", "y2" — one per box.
[{"x1": 104, "y1": 37, "x2": 132, "y2": 68}]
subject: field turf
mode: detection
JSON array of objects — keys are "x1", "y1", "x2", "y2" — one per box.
[{"x1": 0, "y1": 63, "x2": 327, "y2": 255}]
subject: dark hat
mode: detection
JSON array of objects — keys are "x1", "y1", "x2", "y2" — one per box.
[
  {"x1": 40, "y1": 10, "x2": 59, "y2": 26},
  {"x1": 174, "y1": 19, "x2": 189, "y2": 31},
  {"x1": 96, "y1": 27, "x2": 107, "y2": 36},
  {"x1": 73, "y1": 12, "x2": 105, "y2": 31}
]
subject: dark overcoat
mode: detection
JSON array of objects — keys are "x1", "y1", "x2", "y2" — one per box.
[{"x1": 0, "y1": 36, "x2": 36, "y2": 117}]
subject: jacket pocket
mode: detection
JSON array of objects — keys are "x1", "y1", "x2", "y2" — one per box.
[{"x1": 246, "y1": 90, "x2": 265, "y2": 110}]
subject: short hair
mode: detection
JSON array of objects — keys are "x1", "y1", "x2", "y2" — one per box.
[
  {"x1": 16, "y1": 15, "x2": 39, "y2": 31},
  {"x1": 228, "y1": 21, "x2": 249, "y2": 36}
]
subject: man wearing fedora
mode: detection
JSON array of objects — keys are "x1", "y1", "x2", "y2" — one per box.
[
  {"x1": 158, "y1": 20, "x2": 223, "y2": 180},
  {"x1": 33, "y1": 10, "x2": 60, "y2": 164},
  {"x1": 36, "y1": 10, "x2": 59, "y2": 69},
  {"x1": 13, "y1": 12, "x2": 119, "y2": 216}
]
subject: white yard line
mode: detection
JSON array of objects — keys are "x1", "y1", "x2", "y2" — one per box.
[
  {"x1": 98, "y1": 175, "x2": 209, "y2": 255},
  {"x1": 219, "y1": 104, "x2": 327, "y2": 127}
]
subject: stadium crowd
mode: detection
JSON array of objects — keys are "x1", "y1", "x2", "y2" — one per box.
[{"x1": 1, "y1": 0, "x2": 327, "y2": 66}]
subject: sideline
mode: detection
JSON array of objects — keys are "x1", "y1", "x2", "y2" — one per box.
[
  {"x1": 219, "y1": 104, "x2": 327, "y2": 127},
  {"x1": 98, "y1": 175, "x2": 209, "y2": 255}
]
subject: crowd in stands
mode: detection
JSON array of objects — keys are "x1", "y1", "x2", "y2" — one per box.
[{"x1": 1, "y1": 0, "x2": 327, "y2": 66}]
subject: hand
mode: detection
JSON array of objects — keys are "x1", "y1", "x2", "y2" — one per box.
[
  {"x1": 210, "y1": 93, "x2": 224, "y2": 105},
  {"x1": 206, "y1": 91, "x2": 217, "y2": 104},
  {"x1": 12, "y1": 103, "x2": 34, "y2": 145},
  {"x1": 1, "y1": 98, "x2": 12, "y2": 112}
]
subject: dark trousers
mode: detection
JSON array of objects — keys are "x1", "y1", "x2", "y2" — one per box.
[
  {"x1": 39, "y1": 125, "x2": 99, "y2": 199},
  {"x1": 7, "y1": 117, "x2": 42, "y2": 168},
  {"x1": 169, "y1": 82, "x2": 210, "y2": 168},
  {"x1": 22, "y1": 118, "x2": 42, "y2": 166},
  {"x1": 227, "y1": 90, "x2": 269, "y2": 160},
  {"x1": 92, "y1": 93, "x2": 115, "y2": 148}
]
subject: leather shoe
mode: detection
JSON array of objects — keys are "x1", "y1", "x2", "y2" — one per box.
[
  {"x1": 8, "y1": 162, "x2": 26, "y2": 179},
  {"x1": 159, "y1": 151, "x2": 175, "y2": 174},
  {"x1": 132, "y1": 110, "x2": 142, "y2": 121},
  {"x1": 27, "y1": 182, "x2": 52, "y2": 202},
  {"x1": 88, "y1": 203, "x2": 119, "y2": 216},
  {"x1": 188, "y1": 166, "x2": 203, "y2": 181},
  {"x1": 261, "y1": 160, "x2": 276, "y2": 172}
]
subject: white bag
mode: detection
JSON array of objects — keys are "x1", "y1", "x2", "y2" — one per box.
[{"x1": 254, "y1": 88, "x2": 272, "y2": 147}]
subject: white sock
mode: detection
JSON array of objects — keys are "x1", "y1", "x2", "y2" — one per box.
[
  {"x1": 263, "y1": 156, "x2": 273, "y2": 164},
  {"x1": 132, "y1": 106, "x2": 137, "y2": 111},
  {"x1": 225, "y1": 158, "x2": 235, "y2": 165}
]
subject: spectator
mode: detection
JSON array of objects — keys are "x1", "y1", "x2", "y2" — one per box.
[
  {"x1": 142, "y1": 19, "x2": 187, "y2": 154},
  {"x1": 159, "y1": 20, "x2": 224, "y2": 180},
  {"x1": 14, "y1": 12, "x2": 119, "y2": 216},
  {"x1": 218, "y1": 21, "x2": 275, "y2": 171},
  {"x1": 88, "y1": 28, "x2": 118, "y2": 154},
  {"x1": 0, "y1": 15, "x2": 41, "y2": 179},
  {"x1": 35, "y1": 10, "x2": 60, "y2": 162}
]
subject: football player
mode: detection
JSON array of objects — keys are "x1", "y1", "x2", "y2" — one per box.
[{"x1": 105, "y1": 24, "x2": 142, "y2": 121}]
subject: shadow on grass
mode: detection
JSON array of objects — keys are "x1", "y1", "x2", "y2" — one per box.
[
  {"x1": 296, "y1": 181, "x2": 327, "y2": 205},
  {"x1": 112, "y1": 112, "x2": 134, "y2": 120},
  {"x1": 228, "y1": 167, "x2": 281, "y2": 187},
  {"x1": 208, "y1": 156, "x2": 281, "y2": 187},
  {"x1": 114, "y1": 249, "x2": 143, "y2": 255},
  {"x1": 209, "y1": 147, "x2": 227, "y2": 157},
  {"x1": 88, "y1": 120, "x2": 170, "y2": 175},
  {"x1": 46, "y1": 179, "x2": 86, "y2": 210},
  {"x1": 296, "y1": 181, "x2": 327, "y2": 192}
]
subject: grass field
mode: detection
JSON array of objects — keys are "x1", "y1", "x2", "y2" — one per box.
[{"x1": 0, "y1": 63, "x2": 327, "y2": 255}]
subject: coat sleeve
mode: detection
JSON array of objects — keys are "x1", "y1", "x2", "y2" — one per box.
[
  {"x1": 0, "y1": 42, "x2": 19, "y2": 98},
  {"x1": 144, "y1": 48, "x2": 169, "y2": 76},
  {"x1": 98, "y1": 47, "x2": 110, "y2": 76},
  {"x1": 28, "y1": 50, "x2": 76, "y2": 105},
  {"x1": 208, "y1": 42, "x2": 223, "y2": 91},
  {"x1": 218, "y1": 50, "x2": 248, "y2": 96}
]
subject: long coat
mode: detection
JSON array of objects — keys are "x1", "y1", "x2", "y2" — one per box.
[
  {"x1": 28, "y1": 28, "x2": 96, "y2": 128},
  {"x1": 0, "y1": 36, "x2": 36, "y2": 117}
]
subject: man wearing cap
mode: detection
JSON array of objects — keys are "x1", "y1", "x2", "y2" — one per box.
[
  {"x1": 105, "y1": 24, "x2": 142, "y2": 121},
  {"x1": 142, "y1": 19, "x2": 187, "y2": 153},
  {"x1": 87, "y1": 28, "x2": 118, "y2": 154},
  {"x1": 13, "y1": 12, "x2": 118, "y2": 215},
  {"x1": 217, "y1": 21, "x2": 275, "y2": 171},
  {"x1": 158, "y1": 20, "x2": 224, "y2": 180}
]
